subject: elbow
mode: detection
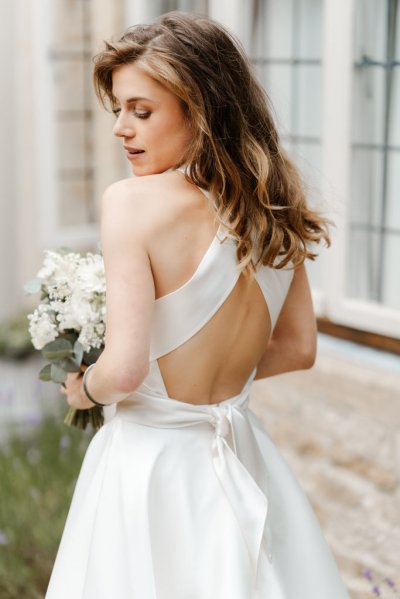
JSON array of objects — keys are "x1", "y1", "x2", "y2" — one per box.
[
  {"x1": 297, "y1": 342, "x2": 317, "y2": 370},
  {"x1": 109, "y1": 362, "x2": 149, "y2": 394},
  {"x1": 300, "y1": 349, "x2": 316, "y2": 370}
]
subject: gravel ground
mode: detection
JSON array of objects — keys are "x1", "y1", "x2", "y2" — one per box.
[{"x1": 250, "y1": 333, "x2": 400, "y2": 599}]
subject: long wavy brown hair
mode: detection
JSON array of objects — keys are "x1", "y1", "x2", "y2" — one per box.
[{"x1": 93, "y1": 11, "x2": 330, "y2": 273}]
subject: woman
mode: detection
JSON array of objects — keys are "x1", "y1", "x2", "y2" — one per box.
[{"x1": 47, "y1": 11, "x2": 350, "y2": 599}]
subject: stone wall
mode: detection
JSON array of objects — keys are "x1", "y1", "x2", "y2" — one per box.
[{"x1": 249, "y1": 334, "x2": 400, "y2": 599}]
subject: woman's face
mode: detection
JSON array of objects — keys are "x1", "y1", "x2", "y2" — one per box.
[{"x1": 111, "y1": 62, "x2": 192, "y2": 176}]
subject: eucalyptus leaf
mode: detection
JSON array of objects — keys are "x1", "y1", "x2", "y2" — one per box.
[
  {"x1": 39, "y1": 363, "x2": 52, "y2": 381},
  {"x1": 50, "y1": 363, "x2": 67, "y2": 384},
  {"x1": 59, "y1": 357, "x2": 81, "y2": 372},
  {"x1": 73, "y1": 340, "x2": 84, "y2": 365},
  {"x1": 24, "y1": 277, "x2": 42, "y2": 295},
  {"x1": 42, "y1": 338, "x2": 73, "y2": 361}
]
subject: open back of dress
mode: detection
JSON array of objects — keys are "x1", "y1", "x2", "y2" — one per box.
[{"x1": 45, "y1": 192, "x2": 350, "y2": 599}]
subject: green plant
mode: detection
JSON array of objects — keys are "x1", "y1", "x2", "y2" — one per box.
[
  {"x1": 0, "y1": 311, "x2": 34, "y2": 360},
  {"x1": 0, "y1": 411, "x2": 93, "y2": 598}
]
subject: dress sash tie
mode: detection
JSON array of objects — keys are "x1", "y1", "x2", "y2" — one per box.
[{"x1": 114, "y1": 381, "x2": 272, "y2": 585}]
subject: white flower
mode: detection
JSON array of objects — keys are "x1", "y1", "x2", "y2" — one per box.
[
  {"x1": 37, "y1": 250, "x2": 81, "y2": 300},
  {"x1": 27, "y1": 305, "x2": 58, "y2": 350},
  {"x1": 78, "y1": 321, "x2": 105, "y2": 351},
  {"x1": 28, "y1": 249, "x2": 107, "y2": 353},
  {"x1": 76, "y1": 254, "x2": 106, "y2": 295}
]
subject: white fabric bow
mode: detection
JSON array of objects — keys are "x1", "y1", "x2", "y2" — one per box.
[{"x1": 115, "y1": 387, "x2": 271, "y2": 584}]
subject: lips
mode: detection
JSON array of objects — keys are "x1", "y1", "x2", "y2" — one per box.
[{"x1": 124, "y1": 146, "x2": 145, "y2": 155}]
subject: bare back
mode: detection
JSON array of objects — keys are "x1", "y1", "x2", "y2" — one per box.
[{"x1": 146, "y1": 171, "x2": 272, "y2": 405}]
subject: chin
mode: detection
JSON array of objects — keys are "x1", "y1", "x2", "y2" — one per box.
[
  {"x1": 130, "y1": 164, "x2": 149, "y2": 177},
  {"x1": 130, "y1": 160, "x2": 175, "y2": 177}
]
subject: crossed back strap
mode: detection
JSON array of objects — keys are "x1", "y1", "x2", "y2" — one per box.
[{"x1": 149, "y1": 207, "x2": 294, "y2": 362}]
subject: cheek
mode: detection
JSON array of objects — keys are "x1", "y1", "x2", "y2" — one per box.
[{"x1": 170, "y1": 115, "x2": 192, "y2": 148}]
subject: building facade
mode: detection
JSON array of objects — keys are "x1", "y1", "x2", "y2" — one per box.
[{"x1": 1, "y1": 0, "x2": 399, "y2": 342}]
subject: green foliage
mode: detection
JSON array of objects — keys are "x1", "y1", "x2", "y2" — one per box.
[
  {"x1": 39, "y1": 336, "x2": 104, "y2": 431},
  {"x1": 0, "y1": 413, "x2": 93, "y2": 598},
  {"x1": 42, "y1": 338, "x2": 74, "y2": 362},
  {"x1": 0, "y1": 311, "x2": 34, "y2": 360}
]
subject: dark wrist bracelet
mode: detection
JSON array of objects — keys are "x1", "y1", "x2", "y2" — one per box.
[{"x1": 82, "y1": 364, "x2": 107, "y2": 407}]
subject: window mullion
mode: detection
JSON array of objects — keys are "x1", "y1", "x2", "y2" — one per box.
[{"x1": 321, "y1": 0, "x2": 355, "y2": 320}]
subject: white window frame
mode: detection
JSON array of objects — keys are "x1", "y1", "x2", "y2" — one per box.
[
  {"x1": 321, "y1": 0, "x2": 400, "y2": 338},
  {"x1": 33, "y1": 0, "x2": 98, "y2": 251}
]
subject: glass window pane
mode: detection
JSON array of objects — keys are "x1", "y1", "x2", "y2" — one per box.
[
  {"x1": 352, "y1": 67, "x2": 386, "y2": 146},
  {"x1": 295, "y1": 65, "x2": 322, "y2": 138},
  {"x1": 53, "y1": 0, "x2": 85, "y2": 52},
  {"x1": 262, "y1": 65, "x2": 292, "y2": 134},
  {"x1": 348, "y1": 0, "x2": 400, "y2": 308},
  {"x1": 156, "y1": 0, "x2": 208, "y2": 16},
  {"x1": 47, "y1": 0, "x2": 95, "y2": 230},
  {"x1": 176, "y1": 0, "x2": 208, "y2": 11},
  {"x1": 292, "y1": 141, "x2": 324, "y2": 209},
  {"x1": 346, "y1": 229, "x2": 382, "y2": 302},
  {"x1": 59, "y1": 179, "x2": 94, "y2": 227},
  {"x1": 397, "y1": 2, "x2": 400, "y2": 60},
  {"x1": 386, "y1": 151, "x2": 400, "y2": 230},
  {"x1": 57, "y1": 120, "x2": 86, "y2": 171},
  {"x1": 354, "y1": 0, "x2": 388, "y2": 63},
  {"x1": 389, "y1": 67, "x2": 400, "y2": 146},
  {"x1": 53, "y1": 60, "x2": 86, "y2": 112},
  {"x1": 252, "y1": 0, "x2": 293, "y2": 61},
  {"x1": 350, "y1": 149, "x2": 383, "y2": 228},
  {"x1": 382, "y1": 234, "x2": 400, "y2": 308},
  {"x1": 298, "y1": 0, "x2": 323, "y2": 60}
]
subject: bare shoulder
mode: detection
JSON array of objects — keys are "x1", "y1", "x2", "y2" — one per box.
[{"x1": 101, "y1": 171, "x2": 203, "y2": 237}]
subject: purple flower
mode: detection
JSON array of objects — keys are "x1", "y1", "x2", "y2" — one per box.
[
  {"x1": 363, "y1": 568, "x2": 374, "y2": 581},
  {"x1": 372, "y1": 585, "x2": 381, "y2": 596},
  {"x1": 385, "y1": 577, "x2": 395, "y2": 588},
  {"x1": 0, "y1": 531, "x2": 9, "y2": 545}
]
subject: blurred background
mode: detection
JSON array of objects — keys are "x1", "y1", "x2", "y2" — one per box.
[{"x1": 0, "y1": 1, "x2": 399, "y2": 598}]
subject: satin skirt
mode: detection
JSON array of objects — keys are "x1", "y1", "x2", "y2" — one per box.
[{"x1": 45, "y1": 390, "x2": 350, "y2": 599}]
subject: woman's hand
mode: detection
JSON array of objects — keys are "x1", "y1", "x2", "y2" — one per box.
[{"x1": 60, "y1": 368, "x2": 94, "y2": 410}]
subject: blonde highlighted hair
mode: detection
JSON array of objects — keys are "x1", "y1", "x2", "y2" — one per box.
[{"x1": 93, "y1": 11, "x2": 330, "y2": 273}]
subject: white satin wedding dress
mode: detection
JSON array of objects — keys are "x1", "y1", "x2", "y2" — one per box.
[{"x1": 45, "y1": 186, "x2": 350, "y2": 599}]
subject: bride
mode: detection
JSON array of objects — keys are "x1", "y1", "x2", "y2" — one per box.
[{"x1": 48, "y1": 11, "x2": 350, "y2": 599}]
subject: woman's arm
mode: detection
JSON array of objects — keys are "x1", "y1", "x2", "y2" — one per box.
[
  {"x1": 62, "y1": 179, "x2": 156, "y2": 409},
  {"x1": 254, "y1": 263, "x2": 317, "y2": 380}
]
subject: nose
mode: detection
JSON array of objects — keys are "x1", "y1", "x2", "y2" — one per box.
[{"x1": 113, "y1": 112, "x2": 135, "y2": 138}]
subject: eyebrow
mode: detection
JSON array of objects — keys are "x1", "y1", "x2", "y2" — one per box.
[{"x1": 114, "y1": 96, "x2": 155, "y2": 105}]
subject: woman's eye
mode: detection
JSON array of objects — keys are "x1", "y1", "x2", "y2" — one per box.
[
  {"x1": 134, "y1": 111, "x2": 150, "y2": 119},
  {"x1": 111, "y1": 108, "x2": 150, "y2": 119}
]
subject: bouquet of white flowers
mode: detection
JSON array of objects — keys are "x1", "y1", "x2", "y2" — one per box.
[{"x1": 25, "y1": 248, "x2": 106, "y2": 430}]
